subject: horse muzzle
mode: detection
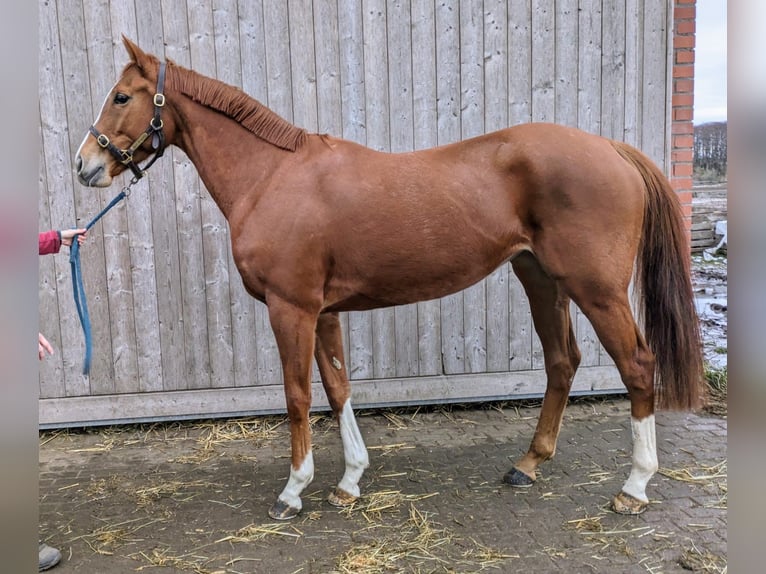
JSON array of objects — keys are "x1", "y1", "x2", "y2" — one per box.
[{"x1": 75, "y1": 153, "x2": 112, "y2": 187}]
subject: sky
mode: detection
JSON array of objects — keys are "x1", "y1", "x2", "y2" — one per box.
[{"x1": 694, "y1": 0, "x2": 727, "y2": 124}]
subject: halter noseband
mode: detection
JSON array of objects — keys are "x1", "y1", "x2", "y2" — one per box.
[{"x1": 88, "y1": 61, "x2": 167, "y2": 181}]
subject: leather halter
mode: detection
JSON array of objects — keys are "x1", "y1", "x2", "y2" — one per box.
[{"x1": 88, "y1": 61, "x2": 167, "y2": 181}]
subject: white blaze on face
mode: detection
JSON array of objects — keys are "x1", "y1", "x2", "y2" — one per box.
[
  {"x1": 277, "y1": 451, "x2": 314, "y2": 511},
  {"x1": 75, "y1": 81, "x2": 123, "y2": 187},
  {"x1": 621, "y1": 415, "x2": 658, "y2": 502},
  {"x1": 76, "y1": 83, "x2": 116, "y2": 159},
  {"x1": 337, "y1": 400, "x2": 369, "y2": 498}
]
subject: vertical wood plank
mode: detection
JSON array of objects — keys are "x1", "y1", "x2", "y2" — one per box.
[
  {"x1": 162, "y1": 0, "x2": 213, "y2": 391},
  {"x1": 531, "y1": 0, "x2": 554, "y2": 121},
  {"x1": 212, "y1": 0, "x2": 249, "y2": 387},
  {"x1": 83, "y1": 0, "x2": 141, "y2": 393},
  {"x1": 237, "y1": 0, "x2": 279, "y2": 387},
  {"x1": 38, "y1": 125, "x2": 65, "y2": 398},
  {"x1": 363, "y1": 0, "x2": 396, "y2": 379},
  {"x1": 411, "y1": 0, "x2": 441, "y2": 376},
  {"x1": 642, "y1": 0, "x2": 669, "y2": 167},
  {"x1": 263, "y1": 0, "x2": 294, "y2": 120},
  {"x1": 554, "y1": 0, "x2": 578, "y2": 127},
  {"x1": 288, "y1": 0, "x2": 318, "y2": 131},
  {"x1": 388, "y1": 0, "x2": 419, "y2": 377},
  {"x1": 508, "y1": 0, "x2": 532, "y2": 125},
  {"x1": 257, "y1": 0, "x2": 294, "y2": 385},
  {"x1": 136, "y1": 0, "x2": 188, "y2": 391},
  {"x1": 338, "y1": 0, "x2": 372, "y2": 380},
  {"x1": 436, "y1": 0, "x2": 464, "y2": 375},
  {"x1": 575, "y1": 0, "x2": 603, "y2": 368},
  {"x1": 460, "y1": 0, "x2": 487, "y2": 375},
  {"x1": 623, "y1": 0, "x2": 642, "y2": 147},
  {"x1": 108, "y1": 0, "x2": 165, "y2": 393},
  {"x1": 507, "y1": 0, "x2": 533, "y2": 372},
  {"x1": 313, "y1": 0, "x2": 350, "y2": 374},
  {"x1": 601, "y1": 0, "x2": 627, "y2": 140},
  {"x1": 58, "y1": 0, "x2": 115, "y2": 392},
  {"x1": 484, "y1": 0, "x2": 510, "y2": 373},
  {"x1": 39, "y1": 1, "x2": 68, "y2": 395}
]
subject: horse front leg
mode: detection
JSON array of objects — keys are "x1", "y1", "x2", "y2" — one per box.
[
  {"x1": 266, "y1": 296, "x2": 319, "y2": 520},
  {"x1": 314, "y1": 313, "x2": 369, "y2": 507}
]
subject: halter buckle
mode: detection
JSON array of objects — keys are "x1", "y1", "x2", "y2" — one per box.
[
  {"x1": 153, "y1": 93, "x2": 165, "y2": 107},
  {"x1": 96, "y1": 134, "x2": 110, "y2": 148}
]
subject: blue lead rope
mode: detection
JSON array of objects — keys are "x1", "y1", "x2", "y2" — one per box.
[{"x1": 69, "y1": 189, "x2": 128, "y2": 375}]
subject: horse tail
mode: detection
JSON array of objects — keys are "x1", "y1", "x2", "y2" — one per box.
[{"x1": 610, "y1": 140, "x2": 704, "y2": 411}]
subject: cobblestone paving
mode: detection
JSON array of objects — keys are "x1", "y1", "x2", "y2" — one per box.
[{"x1": 39, "y1": 397, "x2": 726, "y2": 573}]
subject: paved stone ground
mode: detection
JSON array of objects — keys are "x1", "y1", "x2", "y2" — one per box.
[{"x1": 39, "y1": 397, "x2": 726, "y2": 573}]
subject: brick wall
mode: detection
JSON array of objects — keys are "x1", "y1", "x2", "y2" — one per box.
[{"x1": 672, "y1": 0, "x2": 696, "y2": 232}]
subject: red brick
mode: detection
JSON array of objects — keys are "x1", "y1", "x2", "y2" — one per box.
[
  {"x1": 672, "y1": 93, "x2": 694, "y2": 107},
  {"x1": 677, "y1": 20, "x2": 696, "y2": 34},
  {"x1": 673, "y1": 163, "x2": 694, "y2": 177},
  {"x1": 674, "y1": 35, "x2": 695, "y2": 49},
  {"x1": 676, "y1": 190, "x2": 693, "y2": 205},
  {"x1": 674, "y1": 6, "x2": 696, "y2": 20},
  {"x1": 672, "y1": 122, "x2": 694, "y2": 135},
  {"x1": 673, "y1": 107, "x2": 694, "y2": 121},
  {"x1": 672, "y1": 178, "x2": 694, "y2": 194},
  {"x1": 673, "y1": 65, "x2": 695, "y2": 78},
  {"x1": 674, "y1": 79, "x2": 694, "y2": 94},
  {"x1": 673, "y1": 134, "x2": 694, "y2": 149},
  {"x1": 672, "y1": 149, "x2": 694, "y2": 163},
  {"x1": 675, "y1": 50, "x2": 695, "y2": 64},
  {"x1": 675, "y1": 0, "x2": 696, "y2": 5}
]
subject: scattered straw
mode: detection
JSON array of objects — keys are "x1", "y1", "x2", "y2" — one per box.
[
  {"x1": 133, "y1": 479, "x2": 223, "y2": 508},
  {"x1": 339, "y1": 490, "x2": 438, "y2": 522},
  {"x1": 215, "y1": 523, "x2": 302, "y2": 544},
  {"x1": 135, "y1": 547, "x2": 215, "y2": 573},
  {"x1": 679, "y1": 540, "x2": 727, "y2": 573}
]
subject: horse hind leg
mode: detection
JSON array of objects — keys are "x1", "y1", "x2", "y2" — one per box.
[
  {"x1": 504, "y1": 253, "x2": 581, "y2": 487},
  {"x1": 314, "y1": 313, "x2": 370, "y2": 507},
  {"x1": 566, "y1": 284, "x2": 658, "y2": 515}
]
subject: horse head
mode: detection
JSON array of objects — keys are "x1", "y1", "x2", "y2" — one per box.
[{"x1": 75, "y1": 36, "x2": 172, "y2": 187}]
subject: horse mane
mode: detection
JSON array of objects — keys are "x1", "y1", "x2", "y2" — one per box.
[{"x1": 164, "y1": 62, "x2": 307, "y2": 152}]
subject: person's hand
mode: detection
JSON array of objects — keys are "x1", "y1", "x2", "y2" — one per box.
[
  {"x1": 39, "y1": 333, "x2": 54, "y2": 360},
  {"x1": 60, "y1": 228, "x2": 87, "y2": 247}
]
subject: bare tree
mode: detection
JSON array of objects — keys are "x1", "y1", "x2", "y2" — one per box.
[{"x1": 694, "y1": 122, "x2": 727, "y2": 180}]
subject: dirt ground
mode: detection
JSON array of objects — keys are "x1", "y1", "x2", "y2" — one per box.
[
  {"x1": 40, "y1": 401, "x2": 726, "y2": 573},
  {"x1": 39, "y1": 252, "x2": 727, "y2": 574}
]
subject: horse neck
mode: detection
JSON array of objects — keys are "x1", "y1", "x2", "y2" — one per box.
[{"x1": 170, "y1": 95, "x2": 293, "y2": 219}]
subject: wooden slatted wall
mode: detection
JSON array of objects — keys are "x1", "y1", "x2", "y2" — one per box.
[{"x1": 39, "y1": 0, "x2": 673, "y2": 427}]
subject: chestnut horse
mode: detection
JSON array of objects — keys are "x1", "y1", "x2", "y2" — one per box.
[{"x1": 75, "y1": 37, "x2": 703, "y2": 520}]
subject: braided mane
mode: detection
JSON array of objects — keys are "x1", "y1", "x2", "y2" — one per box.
[{"x1": 165, "y1": 62, "x2": 307, "y2": 152}]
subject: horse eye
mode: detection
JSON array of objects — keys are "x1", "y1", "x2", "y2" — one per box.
[{"x1": 113, "y1": 93, "x2": 130, "y2": 105}]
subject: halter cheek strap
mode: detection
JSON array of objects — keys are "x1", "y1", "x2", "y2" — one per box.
[{"x1": 88, "y1": 61, "x2": 167, "y2": 181}]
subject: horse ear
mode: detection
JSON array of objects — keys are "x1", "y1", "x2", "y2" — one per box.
[{"x1": 121, "y1": 35, "x2": 148, "y2": 69}]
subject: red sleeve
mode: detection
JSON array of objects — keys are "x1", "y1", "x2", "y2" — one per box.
[{"x1": 39, "y1": 230, "x2": 62, "y2": 255}]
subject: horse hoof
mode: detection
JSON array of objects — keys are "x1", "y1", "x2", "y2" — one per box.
[
  {"x1": 327, "y1": 487, "x2": 358, "y2": 508},
  {"x1": 503, "y1": 466, "x2": 535, "y2": 488},
  {"x1": 268, "y1": 499, "x2": 301, "y2": 520},
  {"x1": 611, "y1": 491, "x2": 649, "y2": 515}
]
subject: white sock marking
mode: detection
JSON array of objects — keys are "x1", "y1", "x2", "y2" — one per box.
[
  {"x1": 277, "y1": 451, "x2": 314, "y2": 510},
  {"x1": 337, "y1": 400, "x2": 369, "y2": 497},
  {"x1": 621, "y1": 415, "x2": 658, "y2": 502}
]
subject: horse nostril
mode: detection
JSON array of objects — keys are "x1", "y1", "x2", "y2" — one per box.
[{"x1": 75, "y1": 156, "x2": 83, "y2": 173}]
